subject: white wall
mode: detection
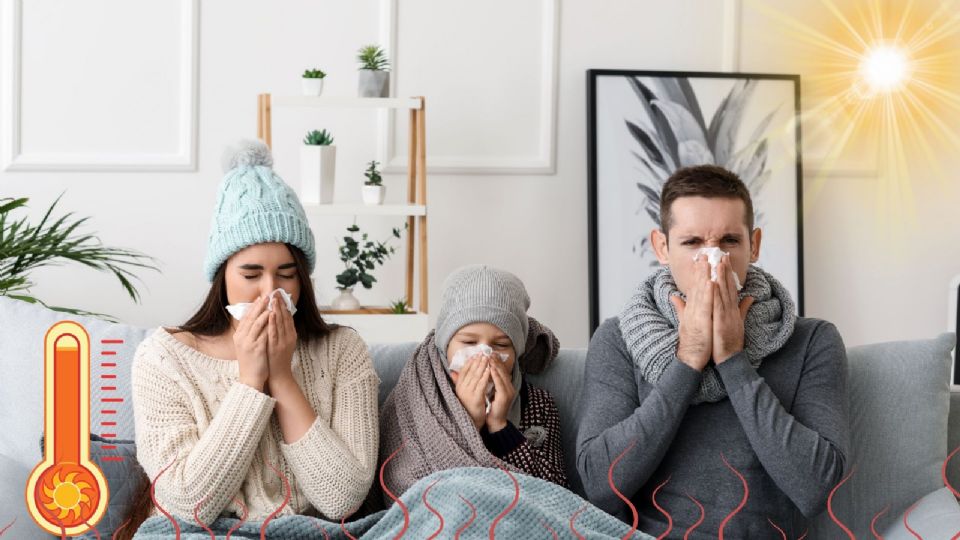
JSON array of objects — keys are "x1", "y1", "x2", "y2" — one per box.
[{"x1": 1, "y1": 0, "x2": 957, "y2": 348}]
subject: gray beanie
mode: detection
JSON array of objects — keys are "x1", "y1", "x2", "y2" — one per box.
[{"x1": 435, "y1": 265, "x2": 530, "y2": 360}]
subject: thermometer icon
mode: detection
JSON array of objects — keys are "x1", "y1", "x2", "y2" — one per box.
[{"x1": 25, "y1": 321, "x2": 108, "y2": 536}]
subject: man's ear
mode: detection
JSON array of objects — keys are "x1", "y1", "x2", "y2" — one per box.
[
  {"x1": 651, "y1": 228, "x2": 670, "y2": 265},
  {"x1": 750, "y1": 228, "x2": 762, "y2": 263}
]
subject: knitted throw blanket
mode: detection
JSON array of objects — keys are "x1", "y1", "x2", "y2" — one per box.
[
  {"x1": 134, "y1": 467, "x2": 652, "y2": 539},
  {"x1": 618, "y1": 265, "x2": 796, "y2": 403},
  {"x1": 378, "y1": 319, "x2": 559, "y2": 499}
]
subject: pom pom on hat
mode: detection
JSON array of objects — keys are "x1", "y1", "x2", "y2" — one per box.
[
  {"x1": 220, "y1": 138, "x2": 274, "y2": 173},
  {"x1": 203, "y1": 139, "x2": 315, "y2": 281}
]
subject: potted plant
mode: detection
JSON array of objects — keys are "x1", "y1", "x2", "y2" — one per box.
[
  {"x1": 0, "y1": 194, "x2": 158, "y2": 321},
  {"x1": 299, "y1": 129, "x2": 336, "y2": 205},
  {"x1": 362, "y1": 160, "x2": 386, "y2": 205},
  {"x1": 357, "y1": 45, "x2": 390, "y2": 98},
  {"x1": 332, "y1": 222, "x2": 406, "y2": 310},
  {"x1": 302, "y1": 68, "x2": 327, "y2": 96},
  {"x1": 389, "y1": 298, "x2": 410, "y2": 314}
]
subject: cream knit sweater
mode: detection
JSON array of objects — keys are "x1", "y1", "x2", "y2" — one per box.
[{"x1": 131, "y1": 326, "x2": 381, "y2": 525}]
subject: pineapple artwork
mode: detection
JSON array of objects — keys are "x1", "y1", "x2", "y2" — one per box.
[{"x1": 25, "y1": 322, "x2": 109, "y2": 536}]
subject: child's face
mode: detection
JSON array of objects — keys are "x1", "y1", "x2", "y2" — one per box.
[{"x1": 447, "y1": 322, "x2": 516, "y2": 385}]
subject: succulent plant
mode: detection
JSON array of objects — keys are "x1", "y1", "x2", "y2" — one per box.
[
  {"x1": 303, "y1": 129, "x2": 334, "y2": 146},
  {"x1": 357, "y1": 45, "x2": 390, "y2": 71},
  {"x1": 364, "y1": 160, "x2": 383, "y2": 186},
  {"x1": 302, "y1": 69, "x2": 326, "y2": 79},
  {"x1": 389, "y1": 298, "x2": 409, "y2": 314}
]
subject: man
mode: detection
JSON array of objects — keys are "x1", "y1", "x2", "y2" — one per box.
[{"x1": 576, "y1": 165, "x2": 848, "y2": 538}]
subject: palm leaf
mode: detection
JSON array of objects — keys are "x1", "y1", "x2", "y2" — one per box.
[
  {"x1": 627, "y1": 78, "x2": 679, "y2": 169},
  {"x1": 707, "y1": 80, "x2": 757, "y2": 167},
  {"x1": 625, "y1": 121, "x2": 666, "y2": 168}
]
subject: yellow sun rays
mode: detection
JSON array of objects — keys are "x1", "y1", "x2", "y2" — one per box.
[
  {"x1": 40, "y1": 470, "x2": 94, "y2": 521},
  {"x1": 748, "y1": 0, "x2": 960, "y2": 242}
]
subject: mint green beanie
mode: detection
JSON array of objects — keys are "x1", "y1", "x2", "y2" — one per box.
[{"x1": 203, "y1": 139, "x2": 316, "y2": 281}]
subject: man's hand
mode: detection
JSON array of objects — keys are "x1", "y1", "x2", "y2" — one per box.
[
  {"x1": 670, "y1": 256, "x2": 714, "y2": 372},
  {"x1": 712, "y1": 256, "x2": 754, "y2": 364}
]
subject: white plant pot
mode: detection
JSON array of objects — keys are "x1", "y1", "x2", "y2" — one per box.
[
  {"x1": 299, "y1": 145, "x2": 336, "y2": 204},
  {"x1": 331, "y1": 288, "x2": 361, "y2": 310},
  {"x1": 358, "y1": 70, "x2": 389, "y2": 97},
  {"x1": 362, "y1": 185, "x2": 386, "y2": 205},
  {"x1": 301, "y1": 78, "x2": 325, "y2": 96}
]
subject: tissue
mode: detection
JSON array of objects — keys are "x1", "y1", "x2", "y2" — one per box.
[
  {"x1": 693, "y1": 247, "x2": 743, "y2": 291},
  {"x1": 448, "y1": 344, "x2": 509, "y2": 413},
  {"x1": 225, "y1": 288, "x2": 298, "y2": 321}
]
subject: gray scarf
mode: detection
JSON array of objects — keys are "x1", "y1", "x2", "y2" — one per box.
[{"x1": 618, "y1": 265, "x2": 796, "y2": 403}]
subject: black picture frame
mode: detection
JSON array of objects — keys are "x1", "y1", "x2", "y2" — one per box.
[{"x1": 587, "y1": 69, "x2": 804, "y2": 334}]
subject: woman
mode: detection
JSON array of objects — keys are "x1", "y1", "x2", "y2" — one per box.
[
  {"x1": 378, "y1": 265, "x2": 568, "y2": 502},
  {"x1": 125, "y1": 140, "x2": 380, "y2": 536}
]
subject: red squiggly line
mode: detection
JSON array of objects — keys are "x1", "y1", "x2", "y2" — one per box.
[
  {"x1": 718, "y1": 452, "x2": 749, "y2": 540},
  {"x1": 490, "y1": 467, "x2": 520, "y2": 539},
  {"x1": 82, "y1": 520, "x2": 102, "y2": 540},
  {"x1": 226, "y1": 497, "x2": 249, "y2": 540},
  {"x1": 904, "y1": 500, "x2": 923, "y2": 539},
  {"x1": 944, "y1": 445, "x2": 960, "y2": 498},
  {"x1": 111, "y1": 517, "x2": 132, "y2": 540},
  {"x1": 796, "y1": 530, "x2": 808, "y2": 540},
  {"x1": 870, "y1": 505, "x2": 890, "y2": 539},
  {"x1": 192, "y1": 495, "x2": 215, "y2": 540},
  {"x1": 827, "y1": 466, "x2": 857, "y2": 539},
  {"x1": 569, "y1": 504, "x2": 588, "y2": 540},
  {"x1": 0, "y1": 518, "x2": 16, "y2": 537},
  {"x1": 312, "y1": 521, "x2": 332, "y2": 540},
  {"x1": 768, "y1": 518, "x2": 787, "y2": 540},
  {"x1": 423, "y1": 479, "x2": 444, "y2": 540},
  {"x1": 683, "y1": 493, "x2": 705, "y2": 540},
  {"x1": 340, "y1": 502, "x2": 362, "y2": 540},
  {"x1": 652, "y1": 476, "x2": 673, "y2": 540},
  {"x1": 455, "y1": 495, "x2": 476, "y2": 540},
  {"x1": 607, "y1": 438, "x2": 640, "y2": 540},
  {"x1": 57, "y1": 517, "x2": 65, "y2": 540},
  {"x1": 379, "y1": 440, "x2": 410, "y2": 539},
  {"x1": 150, "y1": 455, "x2": 181, "y2": 539},
  {"x1": 260, "y1": 462, "x2": 291, "y2": 540},
  {"x1": 541, "y1": 519, "x2": 559, "y2": 539}
]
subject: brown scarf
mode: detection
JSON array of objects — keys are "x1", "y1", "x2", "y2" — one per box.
[{"x1": 377, "y1": 318, "x2": 559, "y2": 499}]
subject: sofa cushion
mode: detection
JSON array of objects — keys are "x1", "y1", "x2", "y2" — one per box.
[
  {"x1": 809, "y1": 333, "x2": 955, "y2": 537},
  {"x1": 0, "y1": 296, "x2": 151, "y2": 470},
  {"x1": 0, "y1": 453, "x2": 52, "y2": 539},
  {"x1": 881, "y1": 487, "x2": 960, "y2": 539}
]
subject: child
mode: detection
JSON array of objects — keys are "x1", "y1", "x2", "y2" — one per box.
[{"x1": 378, "y1": 265, "x2": 568, "y2": 499}]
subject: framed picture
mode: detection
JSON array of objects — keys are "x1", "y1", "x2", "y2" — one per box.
[{"x1": 587, "y1": 69, "x2": 804, "y2": 333}]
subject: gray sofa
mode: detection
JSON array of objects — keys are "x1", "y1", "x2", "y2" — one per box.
[{"x1": 2, "y1": 295, "x2": 959, "y2": 538}]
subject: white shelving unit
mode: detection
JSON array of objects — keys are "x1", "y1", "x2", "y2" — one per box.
[{"x1": 257, "y1": 94, "x2": 429, "y2": 342}]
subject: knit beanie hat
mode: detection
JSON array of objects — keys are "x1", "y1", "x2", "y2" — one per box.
[
  {"x1": 203, "y1": 139, "x2": 316, "y2": 281},
  {"x1": 435, "y1": 265, "x2": 530, "y2": 360}
]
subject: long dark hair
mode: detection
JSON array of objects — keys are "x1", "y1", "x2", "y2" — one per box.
[{"x1": 118, "y1": 243, "x2": 332, "y2": 539}]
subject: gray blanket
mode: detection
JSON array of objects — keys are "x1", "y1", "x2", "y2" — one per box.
[{"x1": 135, "y1": 466, "x2": 652, "y2": 539}]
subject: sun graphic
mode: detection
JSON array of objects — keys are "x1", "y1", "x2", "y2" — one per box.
[
  {"x1": 39, "y1": 469, "x2": 97, "y2": 524},
  {"x1": 749, "y1": 0, "x2": 960, "y2": 244}
]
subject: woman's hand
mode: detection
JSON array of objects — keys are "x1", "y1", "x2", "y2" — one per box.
[
  {"x1": 485, "y1": 356, "x2": 516, "y2": 433},
  {"x1": 234, "y1": 295, "x2": 270, "y2": 391},
  {"x1": 267, "y1": 290, "x2": 298, "y2": 389},
  {"x1": 453, "y1": 355, "x2": 491, "y2": 431}
]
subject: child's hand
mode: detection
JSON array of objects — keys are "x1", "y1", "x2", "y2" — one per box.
[
  {"x1": 452, "y1": 355, "x2": 490, "y2": 431},
  {"x1": 485, "y1": 357, "x2": 516, "y2": 432}
]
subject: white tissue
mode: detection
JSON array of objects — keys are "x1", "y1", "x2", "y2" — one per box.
[
  {"x1": 448, "y1": 344, "x2": 509, "y2": 413},
  {"x1": 693, "y1": 247, "x2": 743, "y2": 291},
  {"x1": 225, "y1": 288, "x2": 298, "y2": 321}
]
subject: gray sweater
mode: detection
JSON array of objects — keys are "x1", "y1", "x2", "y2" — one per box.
[{"x1": 576, "y1": 317, "x2": 849, "y2": 539}]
